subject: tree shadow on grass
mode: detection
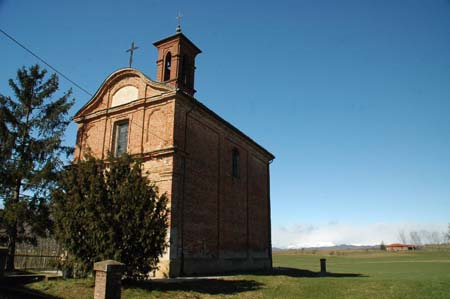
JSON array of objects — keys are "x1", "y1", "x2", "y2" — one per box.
[
  {"x1": 256, "y1": 267, "x2": 368, "y2": 278},
  {"x1": 124, "y1": 278, "x2": 264, "y2": 295},
  {"x1": 0, "y1": 284, "x2": 62, "y2": 299},
  {"x1": 0, "y1": 274, "x2": 62, "y2": 299}
]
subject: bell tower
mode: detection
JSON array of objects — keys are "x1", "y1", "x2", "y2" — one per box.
[{"x1": 153, "y1": 27, "x2": 202, "y2": 96}]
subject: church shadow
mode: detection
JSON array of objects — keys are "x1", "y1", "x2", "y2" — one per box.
[
  {"x1": 252, "y1": 267, "x2": 368, "y2": 278},
  {"x1": 124, "y1": 278, "x2": 263, "y2": 295}
]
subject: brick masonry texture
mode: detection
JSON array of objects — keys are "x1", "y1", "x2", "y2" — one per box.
[
  {"x1": 73, "y1": 32, "x2": 274, "y2": 277},
  {"x1": 93, "y1": 260, "x2": 124, "y2": 299}
]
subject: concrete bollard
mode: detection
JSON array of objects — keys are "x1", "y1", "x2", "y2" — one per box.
[
  {"x1": 93, "y1": 260, "x2": 125, "y2": 299},
  {"x1": 320, "y1": 258, "x2": 327, "y2": 275},
  {"x1": 0, "y1": 247, "x2": 7, "y2": 277}
]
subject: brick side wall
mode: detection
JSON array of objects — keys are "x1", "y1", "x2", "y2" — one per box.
[
  {"x1": 183, "y1": 116, "x2": 220, "y2": 258},
  {"x1": 220, "y1": 139, "x2": 248, "y2": 258},
  {"x1": 172, "y1": 98, "x2": 272, "y2": 275},
  {"x1": 248, "y1": 155, "x2": 269, "y2": 256}
]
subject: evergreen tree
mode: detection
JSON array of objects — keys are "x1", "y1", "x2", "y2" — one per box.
[
  {"x1": 0, "y1": 65, "x2": 74, "y2": 271},
  {"x1": 380, "y1": 241, "x2": 386, "y2": 251},
  {"x1": 51, "y1": 154, "x2": 169, "y2": 279}
]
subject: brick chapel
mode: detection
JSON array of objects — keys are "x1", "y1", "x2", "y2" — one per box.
[{"x1": 73, "y1": 27, "x2": 275, "y2": 277}]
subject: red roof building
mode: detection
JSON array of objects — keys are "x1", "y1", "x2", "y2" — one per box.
[{"x1": 386, "y1": 243, "x2": 417, "y2": 251}]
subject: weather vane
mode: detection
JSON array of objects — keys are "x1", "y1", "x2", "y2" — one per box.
[
  {"x1": 176, "y1": 12, "x2": 183, "y2": 32},
  {"x1": 126, "y1": 41, "x2": 139, "y2": 68}
]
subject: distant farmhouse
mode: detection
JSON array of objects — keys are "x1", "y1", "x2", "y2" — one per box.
[
  {"x1": 72, "y1": 28, "x2": 275, "y2": 277},
  {"x1": 386, "y1": 243, "x2": 417, "y2": 251}
]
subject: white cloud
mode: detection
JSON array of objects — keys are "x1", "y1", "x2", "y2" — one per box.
[{"x1": 272, "y1": 221, "x2": 448, "y2": 248}]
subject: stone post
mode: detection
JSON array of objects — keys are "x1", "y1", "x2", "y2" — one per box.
[
  {"x1": 93, "y1": 260, "x2": 125, "y2": 299},
  {"x1": 0, "y1": 247, "x2": 7, "y2": 277},
  {"x1": 320, "y1": 258, "x2": 327, "y2": 275}
]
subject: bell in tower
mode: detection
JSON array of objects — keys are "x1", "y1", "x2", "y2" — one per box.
[{"x1": 153, "y1": 26, "x2": 202, "y2": 96}]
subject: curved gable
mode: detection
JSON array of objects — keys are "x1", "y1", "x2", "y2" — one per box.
[{"x1": 74, "y1": 68, "x2": 174, "y2": 120}]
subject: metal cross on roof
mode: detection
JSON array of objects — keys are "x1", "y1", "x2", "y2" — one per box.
[
  {"x1": 176, "y1": 12, "x2": 183, "y2": 32},
  {"x1": 126, "y1": 41, "x2": 139, "y2": 68}
]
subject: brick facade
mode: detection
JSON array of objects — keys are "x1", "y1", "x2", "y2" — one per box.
[{"x1": 73, "y1": 30, "x2": 274, "y2": 277}]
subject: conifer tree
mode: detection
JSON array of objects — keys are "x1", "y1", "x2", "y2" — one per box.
[
  {"x1": 51, "y1": 154, "x2": 169, "y2": 279},
  {"x1": 0, "y1": 65, "x2": 74, "y2": 271}
]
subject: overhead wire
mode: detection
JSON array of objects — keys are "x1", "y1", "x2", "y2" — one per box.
[
  {"x1": 0, "y1": 28, "x2": 93, "y2": 97},
  {"x1": 0, "y1": 29, "x2": 265, "y2": 180},
  {"x1": 0, "y1": 27, "x2": 171, "y2": 145}
]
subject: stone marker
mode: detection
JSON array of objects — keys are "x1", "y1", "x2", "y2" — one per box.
[
  {"x1": 320, "y1": 258, "x2": 327, "y2": 275},
  {"x1": 0, "y1": 247, "x2": 7, "y2": 277},
  {"x1": 93, "y1": 260, "x2": 125, "y2": 299}
]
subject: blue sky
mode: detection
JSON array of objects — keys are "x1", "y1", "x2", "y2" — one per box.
[{"x1": 1, "y1": 0, "x2": 449, "y2": 247}]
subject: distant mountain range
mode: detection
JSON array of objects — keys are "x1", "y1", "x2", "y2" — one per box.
[{"x1": 273, "y1": 244, "x2": 379, "y2": 251}]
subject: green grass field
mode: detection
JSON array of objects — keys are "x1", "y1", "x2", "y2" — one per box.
[{"x1": 26, "y1": 249, "x2": 450, "y2": 299}]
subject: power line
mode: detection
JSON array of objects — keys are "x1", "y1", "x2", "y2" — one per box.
[
  {"x1": 0, "y1": 31, "x2": 244, "y2": 171},
  {"x1": 1, "y1": 28, "x2": 171, "y2": 145},
  {"x1": 0, "y1": 28, "x2": 93, "y2": 96}
]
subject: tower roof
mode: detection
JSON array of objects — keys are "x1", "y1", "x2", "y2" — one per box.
[{"x1": 153, "y1": 32, "x2": 202, "y2": 55}]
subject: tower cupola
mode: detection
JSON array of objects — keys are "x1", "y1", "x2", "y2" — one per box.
[{"x1": 153, "y1": 29, "x2": 201, "y2": 96}]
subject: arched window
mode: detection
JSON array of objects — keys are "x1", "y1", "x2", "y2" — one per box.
[
  {"x1": 164, "y1": 52, "x2": 172, "y2": 81},
  {"x1": 232, "y1": 148, "x2": 240, "y2": 178}
]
